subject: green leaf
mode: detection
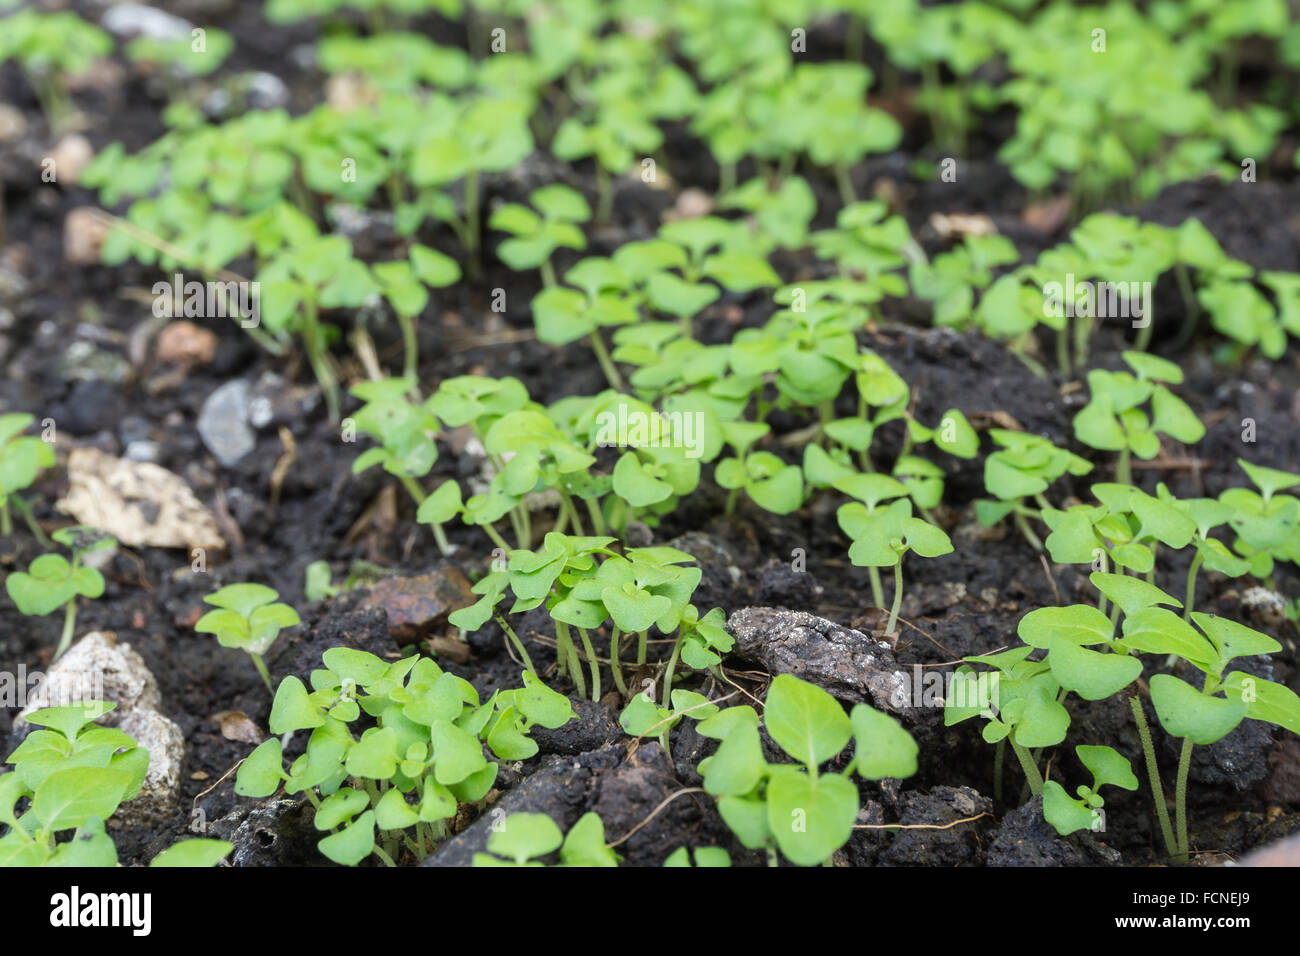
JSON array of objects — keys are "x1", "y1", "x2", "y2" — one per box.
[
  {"x1": 764, "y1": 674, "x2": 852, "y2": 769},
  {"x1": 1090, "y1": 572, "x2": 1181, "y2": 616},
  {"x1": 269, "y1": 676, "x2": 325, "y2": 734},
  {"x1": 32, "y1": 767, "x2": 130, "y2": 831},
  {"x1": 48, "y1": 818, "x2": 118, "y2": 867},
  {"x1": 1118, "y1": 607, "x2": 1219, "y2": 674},
  {"x1": 486, "y1": 812, "x2": 563, "y2": 865},
  {"x1": 1149, "y1": 674, "x2": 1246, "y2": 745},
  {"x1": 765, "y1": 768, "x2": 858, "y2": 866},
  {"x1": 317, "y1": 810, "x2": 376, "y2": 866},
  {"x1": 235, "y1": 739, "x2": 284, "y2": 797},
  {"x1": 430, "y1": 719, "x2": 487, "y2": 785},
  {"x1": 1047, "y1": 635, "x2": 1142, "y2": 700},
  {"x1": 900, "y1": 517, "x2": 952, "y2": 557},
  {"x1": 697, "y1": 721, "x2": 765, "y2": 797},
  {"x1": 1221, "y1": 672, "x2": 1300, "y2": 736},
  {"x1": 849, "y1": 704, "x2": 917, "y2": 779},
  {"x1": 22, "y1": 703, "x2": 114, "y2": 742},
  {"x1": 1018, "y1": 604, "x2": 1113, "y2": 649},
  {"x1": 559, "y1": 812, "x2": 619, "y2": 867},
  {"x1": 150, "y1": 839, "x2": 233, "y2": 867},
  {"x1": 375, "y1": 787, "x2": 420, "y2": 830},
  {"x1": 1076, "y1": 745, "x2": 1138, "y2": 792},
  {"x1": 1192, "y1": 613, "x2": 1281, "y2": 672},
  {"x1": 1042, "y1": 780, "x2": 1100, "y2": 836}
]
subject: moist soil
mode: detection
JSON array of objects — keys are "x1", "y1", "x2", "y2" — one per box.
[{"x1": 1, "y1": 2, "x2": 1298, "y2": 867}]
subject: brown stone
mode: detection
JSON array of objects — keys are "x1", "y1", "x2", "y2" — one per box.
[
  {"x1": 155, "y1": 320, "x2": 218, "y2": 368},
  {"x1": 362, "y1": 567, "x2": 476, "y2": 640},
  {"x1": 64, "y1": 207, "x2": 110, "y2": 264}
]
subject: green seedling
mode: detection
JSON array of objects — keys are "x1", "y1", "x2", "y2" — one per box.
[
  {"x1": 977, "y1": 431, "x2": 1094, "y2": 551},
  {"x1": 531, "y1": 258, "x2": 637, "y2": 388},
  {"x1": 0, "y1": 9, "x2": 112, "y2": 132},
  {"x1": 719, "y1": 176, "x2": 817, "y2": 250},
  {"x1": 194, "y1": 583, "x2": 300, "y2": 692},
  {"x1": 811, "y1": 201, "x2": 918, "y2": 294},
  {"x1": 0, "y1": 413, "x2": 54, "y2": 539},
  {"x1": 663, "y1": 845, "x2": 731, "y2": 866},
  {"x1": 694, "y1": 674, "x2": 917, "y2": 866},
  {"x1": 373, "y1": 243, "x2": 461, "y2": 382},
  {"x1": 6, "y1": 526, "x2": 114, "y2": 660},
  {"x1": 472, "y1": 811, "x2": 619, "y2": 867},
  {"x1": 912, "y1": 234, "x2": 1021, "y2": 329},
  {"x1": 236, "y1": 648, "x2": 574, "y2": 866},
  {"x1": 837, "y1": 481, "x2": 953, "y2": 636},
  {"x1": 126, "y1": 27, "x2": 234, "y2": 82},
  {"x1": 305, "y1": 561, "x2": 340, "y2": 602},
  {"x1": 489, "y1": 184, "x2": 590, "y2": 288},
  {"x1": 2, "y1": 701, "x2": 232, "y2": 867},
  {"x1": 716, "y1": 446, "x2": 804, "y2": 517},
  {"x1": 621, "y1": 687, "x2": 719, "y2": 757},
  {"x1": 1041, "y1": 745, "x2": 1138, "y2": 836},
  {"x1": 315, "y1": 32, "x2": 472, "y2": 93},
  {"x1": 1073, "y1": 351, "x2": 1205, "y2": 485},
  {"x1": 1218, "y1": 458, "x2": 1300, "y2": 581}
]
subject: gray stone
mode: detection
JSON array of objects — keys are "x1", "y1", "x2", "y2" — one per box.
[
  {"x1": 15, "y1": 631, "x2": 161, "y2": 730},
  {"x1": 726, "y1": 607, "x2": 912, "y2": 716},
  {"x1": 197, "y1": 379, "x2": 255, "y2": 467},
  {"x1": 114, "y1": 708, "x2": 184, "y2": 828},
  {"x1": 244, "y1": 72, "x2": 290, "y2": 110},
  {"x1": 102, "y1": 4, "x2": 194, "y2": 40}
]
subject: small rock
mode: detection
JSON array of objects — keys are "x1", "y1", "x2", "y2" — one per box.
[
  {"x1": 361, "y1": 567, "x2": 476, "y2": 641},
  {"x1": 208, "y1": 799, "x2": 320, "y2": 866},
  {"x1": 243, "y1": 72, "x2": 290, "y2": 110},
  {"x1": 155, "y1": 320, "x2": 217, "y2": 369},
  {"x1": 102, "y1": 4, "x2": 194, "y2": 40},
  {"x1": 114, "y1": 708, "x2": 184, "y2": 828},
  {"x1": 15, "y1": 632, "x2": 161, "y2": 730},
  {"x1": 1241, "y1": 586, "x2": 1286, "y2": 628},
  {"x1": 197, "y1": 379, "x2": 256, "y2": 467},
  {"x1": 46, "y1": 134, "x2": 94, "y2": 186},
  {"x1": 727, "y1": 607, "x2": 912, "y2": 715},
  {"x1": 57, "y1": 340, "x2": 132, "y2": 385},
  {"x1": 64, "y1": 207, "x2": 111, "y2": 264},
  {"x1": 0, "y1": 104, "x2": 28, "y2": 143},
  {"x1": 57, "y1": 446, "x2": 226, "y2": 551}
]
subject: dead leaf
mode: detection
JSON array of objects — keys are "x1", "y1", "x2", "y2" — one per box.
[
  {"x1": 930, "y1": 212, "x2": 997, "y2": 240},
  {"x1": 1021, "y1": 195, "x2": 1071, "y2": 236},
  {"x1": 57, "y1": 447, "x2": 226, "y2": 551},
  {"x1": 212, "y1": 711, "x2": 264, "y2": 744}
]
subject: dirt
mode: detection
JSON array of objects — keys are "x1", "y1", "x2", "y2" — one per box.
[{"x1": 1, "y1": 2, "x2": 1298, "y2": 868}]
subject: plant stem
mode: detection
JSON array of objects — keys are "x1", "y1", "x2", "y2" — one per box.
[
  {"x1": 886, "y1": 562, "x2": 904, "y2": 636},
  {"x1": 588, "y1": 330, "x2": 623, "y2": 390},
  {"x1": 302, "y1": 296, "x2": 340, "y2": 423},
  {"x1": 397, "y1": 311, "x2": 419, "y2": 382},
  {"x1": 540, "y1": 258, "x2": 556, "y2": 289},
  {"x1": 1130, "y1": 695, "x2": 1178, "y2": 859},
  {"x1": 1116, "y1": 447, "x2": 1132, "y2": 486},
  {"x1": 1183, "y1": 551, "x2": 1203, "y2": 622},
  {"x1": 1174, "y1": 735, "x2": 1193, "y2": 863},
  {"x1": 834, "y1": 164, "x2": 856, "y2": 205},
  {"x1": 868, "y1": 566, "x2": 884, "y2": 610},
  {"x1": 464, "y1": 170, "x2": 481, "y2": 278},
  {"x1": 609, "y1": 627, "x2": 627, "y2": 695},
  {"x1": 400, "y1": 476, "x2": 451, "y2": 555},
  {"x1": 251, "y1": 654, "x2": 274, "y2": 693},
  {"x1": 481, "y1": 522, "x2": 511, "y2": 554},
  {"x1": 555, "y1": 621, "x2": 586, "y2": 698},
  {"x1": 637, "y1": 630, "x2": 647, "y2": 667},
  {"x1": 0, "y1": 501, "x2": 10, "y2": 536},
  {"x1": 661, "y1": 633, "x2": 682, "y2": 707},
  {"x1": 1012, "y1": 509, "x2": 1044, "y2": 551},
  {"x1": 993, "y1": 738, "x2": 1005, "y2": 802},
  {"x1": 585, "y1": 497, "x2": 607, "y2": 537},
  {"x1": 495, "y1": 614, "x2": 536, "y2": 677},
  {"x1": 578, "y1": 627, "x2": 600, "y2": 701},
  {"x1": 596, "y1": 165, "x2": 613, "y2": 224},
  {"x1": 56, "y1": 598, "x2": 76, "y2": 661},
  {"x1": 1009, "y1": 738, "x2": 1044, "y2": 797}
]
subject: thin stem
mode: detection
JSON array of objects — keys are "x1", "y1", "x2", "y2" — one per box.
[
  {"x1": 1013, "y1": 509, "x2": 1044, "y2": 552},
  {"x1": 56, "y1": 598, "x2": 76, "y2": 661},
  {"x1": 495, "y1": 614, "x2": 536, "y2": 677},
  {"x1": 585, "y1": 497, "x2": 607, "y2": 537},
  {"x1": 1130, "y1": 696, "x2": 1178, "y2": 859},
  {"x1": 251, "y1": 654, "x2": 274, "y2": 694},
  {"x1": 578, "y1": 627, "x2": 600, "y2": 701},
  {"x1": 302, "y1": 296, "x2": 340, "y2": 423},
  {"x1": 481, "y1": 522, "x2": 511, "y2": 554},
  {"x1": 661, "y1": 633, "x2": 682, "y2": 707},
  {"x1": 993, "y1": 738, "x2": 1005, "y2": 803},
  {"x1": 0, "y1": 501, "x2": 10, "y2": 536},
  {"x1": 540, "y1": 258, "x2": 556, "y2": 289},
  {"x1": 1009, "y1": 738, "x2": 1044, "y2": 797},
  {"x1": 555, "y1": 621, "x2": 586, "y2": 698},
  {"x1": 868, "y1": 566, "x2": 884, "y2": 610},
  {"x1": 1175, "y1": 736, "x2": 1193, "y2": 864},
  {"x1": 637, "y1": 630, "x2": 647, "y2": 667},
  {"x1": 609, "y1": 627, "x2": 627, "y2": 695},
  {"x1": 588, "y1": 330, "x2": 624, "y2": 390},
  {"x1": 886, "y1": 562, "x2": 904, "y2": 636},
  {"x1": 397, "y1": 312, "x2": 418, "y2": 382},
  {"x1": 596, "y1": 165, "x2": 613, "y2": 224},
  {"x1": 1183, "y1": 551, "x2": 1203, "y2": 622},
  {"x1": 834, "y1": 164, "x2": 856, "y2": 205},
  {"x1": 1116, "y1": 447, "x2": 1132, "y2": 487},
  {"x1": 464, "y1": 170, "x2": 481, "y2": 278}
]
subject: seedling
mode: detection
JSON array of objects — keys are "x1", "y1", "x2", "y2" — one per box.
[
  {"x1": 6, "y1": 526, "x2": 114, "y2": 660},
  {"x1": 719, "y1": 176, "x2": 816, "y2": 250},
  {"x1": 531, "y1": 258, "x2": 637, "y2": 388},
  {"x1": 0, "y1": 9, "x2": 112, "y2": 132},
  {"x1": 977, "y1": 431, "x2": 1093, "y2": 550},
  {"x1": 0, "y1": 413, "x2": 55, "y2": 539},
  {"x1": 838, "y1": 484, "x2": 953, "y2": 636},
  {"x1": 236, "y1": 649, "x2": 575, "y2": 866},
  {"x1": 663, "y1": 845, "x2": 731, "y2": 866},
  {"x1": 691, "y1": 675, "x2": 917, "y2": 866},
  {"x1": 472, "y1": 811, "x2": 619, "y2": 867},
  {"x1": 1041, "y1": 745, "x2": 1138, "y2": 836},
  {"x1": 1, "y1": 702, "x2": 231, "y2": 867},
  {"x1": 1219, "y1": 458, "x2": 1300, "y2": 582},
  {"x1": 489, "y1": 184, "x2": 590, "y2": 288},
  {"x1": 194, "y1": 583, "x2": 300, "y2": 692},
  {"x1": 373, "y1": 243, "x2": 461, "y2": 382},
  {"x1": 1073, "y1": 351, "x2": 1205, "y2": 485},
  {"x1": 126, "y1": 27, "x2": 234, "y2": 83}
]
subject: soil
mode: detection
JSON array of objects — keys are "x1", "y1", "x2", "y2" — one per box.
[{"x1": 1, "y1": 1, "x2": 1298, "y2": 868}]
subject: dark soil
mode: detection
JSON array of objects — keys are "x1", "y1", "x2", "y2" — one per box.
[{"x1": 1, "y1": 1, "x2": 1298, "y2": 868}]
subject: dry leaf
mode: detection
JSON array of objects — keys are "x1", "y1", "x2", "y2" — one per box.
[{"x1": 212, "y1": 710, "x2": 264, "y2": 744}]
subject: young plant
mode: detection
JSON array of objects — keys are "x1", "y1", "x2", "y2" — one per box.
[
  {"x1": 1, "y1": 702, "x2": 232, "y2": 867},
  {"x1": 0, "y1": 413, "x2": 55, "y2": 539},
  {"x1": 1073, "y1": 351, "x2": 1205, "y2": 486},
  {"x1": 5, "y1": 526, "x2": 114, "y2": 660},
  {"x1": 663, "y1": 845, "x2": 731, "y2": 866},
  {"x1": 1041, "y1": 745, "x2": 1139, "y2": 836},
  {"x1": 194, "y1": 583, "x2": 300, "y2": 693},
  {"x1": 472, "y1": 811, "x2": 619, "y2": 867},
  {"x1": 489, "y1": 184, "x2": 590, "y2": 288},
  {"x1": 692, "y1": 675, "x2": 918, "y2": 866},
  {"x1": 531, "y1": 258, "x2": 637, "y2": 389},
  {"x1": 236, "y1": 649, "x2": 575, "y2": 866},
  {"x1": 373, "y1": 243, "x2": 462, "y2": 382},
  {"x1": 1218, "y1": 458, "x2": 1300, "y2": 582},
  {"x1": 0, "y1": 9, "x2": 112, "y2": 132},
  {"x1": 976, "y1": 430, "x2": 1094, "y2": 551}
]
